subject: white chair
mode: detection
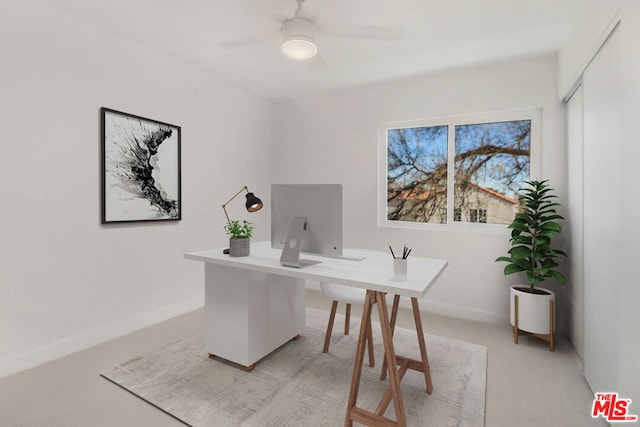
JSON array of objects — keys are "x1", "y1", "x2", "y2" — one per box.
[{"x1": 320, "y1": 282, "x2": 375, "y2": 367}]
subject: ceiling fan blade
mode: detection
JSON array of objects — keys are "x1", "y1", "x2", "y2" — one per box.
[
  {"x1": 269, "y1": 13, "x2": 289, "y2": 24},
  {"x1": 295, "y1": 0, "x2": 330, "y2": 21},
  {"x1": 309, "y1": 52, "x2": 326, "y2": 68},
  {"x1": 318, "y1": 23, "x2": 405, "y2": 41},
  {"x1": 219, "y1": 29, "x2": 280, "y2": 48}
]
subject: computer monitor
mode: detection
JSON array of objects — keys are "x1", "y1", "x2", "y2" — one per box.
[{"x1": 271, "y1": 184, "x2": 343, "y2": 267}]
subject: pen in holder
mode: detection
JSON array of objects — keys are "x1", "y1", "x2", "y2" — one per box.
[{"x1": 393, "y1": 258, "x2": 408, "y2": 281}]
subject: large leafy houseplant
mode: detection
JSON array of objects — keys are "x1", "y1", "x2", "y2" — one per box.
[{"x1": 496, "y1": 180, "x2": 567, "y2": 291}]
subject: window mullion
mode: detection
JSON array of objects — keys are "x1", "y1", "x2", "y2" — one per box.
[{"x1": 446, "y1": 124, "x2": 456, "y2": 224}]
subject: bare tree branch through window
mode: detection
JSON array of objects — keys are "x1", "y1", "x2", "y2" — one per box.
[{"x1": 386, "y1": 118, "x2": 531, "y2": 225}]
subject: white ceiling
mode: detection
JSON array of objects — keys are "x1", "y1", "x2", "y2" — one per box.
[{"x1": 54, "y1": 0, "x2": 582, "y2": 100}]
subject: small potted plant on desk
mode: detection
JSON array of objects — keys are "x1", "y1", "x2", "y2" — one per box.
[
  {"x1": 224, "y1": 220, "x2": 254, "y2": 257},
  {"x1": 495, "y1": 180, "x2": 567, "y2": 351}
]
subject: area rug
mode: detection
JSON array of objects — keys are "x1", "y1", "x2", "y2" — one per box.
[{"x1": 101, "y1": 308, "x2": 487, "y2": 426}]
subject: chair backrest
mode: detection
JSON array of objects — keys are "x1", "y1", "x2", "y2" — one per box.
[{"x1": 320, "y1": 282, "x2": 367, "y2": 306}]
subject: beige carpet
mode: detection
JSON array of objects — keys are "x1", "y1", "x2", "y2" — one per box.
[{"x1": 101, "y1": 308, "x2": 487, "y2": 426}]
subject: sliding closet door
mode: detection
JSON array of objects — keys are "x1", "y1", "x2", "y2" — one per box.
[
  {"x1": 582, "y1": 27, "x2": 621, "y2": 393},
  {"x1": 566, "y1": 85, "x2": 584, "y2": 363}
]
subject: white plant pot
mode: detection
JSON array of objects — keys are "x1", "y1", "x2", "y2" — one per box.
[{"x1": 510, "y1": 285, "x2": 555, "y2": 334}]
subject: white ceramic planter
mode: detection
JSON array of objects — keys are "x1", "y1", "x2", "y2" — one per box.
[{"x1": 510, "y1": 285, "x2": 555, "y2": 334}]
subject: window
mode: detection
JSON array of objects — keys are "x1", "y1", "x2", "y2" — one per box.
[
  {"x1": 379, "y1": 110, "x2": 540, "y2": 230},
  {"x1": 469, "y1": 209, "x2": 487, "y2": 223},
  {"x1": 386, "y1": 125, "x2": 448, "y2": 224}
]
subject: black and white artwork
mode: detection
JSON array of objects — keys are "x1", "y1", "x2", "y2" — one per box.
[{"x1": 101, "y1": 107, "x2": 181, "y2": 223}]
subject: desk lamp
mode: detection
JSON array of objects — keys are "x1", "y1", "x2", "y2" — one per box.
[{"x1": 222, "y1": 186, "x2": 263, "y2": 253}]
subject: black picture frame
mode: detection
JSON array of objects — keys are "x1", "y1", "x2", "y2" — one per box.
[{"x1": 101, "y1": 107, "x2": 181, "y2": 224}]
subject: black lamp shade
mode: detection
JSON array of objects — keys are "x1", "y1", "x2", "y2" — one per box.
[{"x1": 245, "y1": 192, "x2": 263, "y2": 212}]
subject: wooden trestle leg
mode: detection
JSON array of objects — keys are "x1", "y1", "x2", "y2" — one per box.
[
  {"x1": 344, "y1": 290, "x2": 375, "y2": 427},
  {"x1": 380, "y1": 295, "x2": 401, "y2": 381},
  {"x1": 345, "y1": 291, "x2": 432, "y2": 427},
  {"x1": 411, "y1": 297, "x2": 433, "y2": 394},
  {"x1": 379, "y1": 296, "x2": 432, "y2": 394}
]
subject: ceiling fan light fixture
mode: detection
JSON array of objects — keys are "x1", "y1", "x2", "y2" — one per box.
[
  {"x1": 281, "y1": 17, "x2": 318, "y2": 60},
  {"x1": 282, "y1": 36, "x2": 317, "y2": 60}
]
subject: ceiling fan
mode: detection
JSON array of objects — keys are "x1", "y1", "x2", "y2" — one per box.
[{"x1": 219, "y1": 0, "x2": 405, "y2": 61}]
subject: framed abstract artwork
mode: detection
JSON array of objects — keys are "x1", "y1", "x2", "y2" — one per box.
[{"x1": 101, "y1": 107, "x2": 181, "y2": 223}]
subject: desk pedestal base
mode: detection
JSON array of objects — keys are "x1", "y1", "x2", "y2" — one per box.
[
  {"x1": 345, "y1": 292, "x2": 432, "y2": 427},
  {"x1": 204, "y1": 264, "x2": 305, "y2": 369}
]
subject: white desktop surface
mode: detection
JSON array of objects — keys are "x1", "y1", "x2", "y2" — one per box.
[{"x1": 184, "y1": 241, "x2": 448, "y2": 299}]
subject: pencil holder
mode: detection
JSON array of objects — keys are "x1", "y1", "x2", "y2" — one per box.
[{"x1": 393, "y1": 258, "x2": 407, "y2": 281}]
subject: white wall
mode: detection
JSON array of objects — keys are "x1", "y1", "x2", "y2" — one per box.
[
  {"x1": 272, "y1": 55, "x2": 567, "y2": 325},
  {"x1": 559, "y1": 0, "x2": 640, "y2": 405},
  {"x1": 0, "y1": 0, "x2": 272, "y2": 377}
]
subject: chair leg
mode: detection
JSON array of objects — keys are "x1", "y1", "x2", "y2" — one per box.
[
  {"x1": 323, "y1": 300, "x2": 338, "y2": 353},
  {"x1": 345, "y1": 303, "x2": 351, "y2": 335},
  {"x1": 325, "y1": 300, "x2": 375, "y2": 367}
]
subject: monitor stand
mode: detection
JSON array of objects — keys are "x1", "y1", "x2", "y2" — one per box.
[{"x1": 280, "y1": 217, "x2": 322, "y2": 268}]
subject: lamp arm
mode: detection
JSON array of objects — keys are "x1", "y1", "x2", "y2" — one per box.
[{"x1": 222, "y1": 186, "x2": 249, "y2": 225}]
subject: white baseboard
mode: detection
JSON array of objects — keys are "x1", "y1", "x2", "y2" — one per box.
[
  {"x1": 0, "y1": 296, "x2": 204, "y2": 379},
  {"x1": 2, "y1": 285, "x2": 505, "y2": 378},
  {"x1": 305, "y1": 281, "x2": 509, "y2": 325},
  {"x1": 417, "y1": 299, "x2": 509, "y2": 325}
]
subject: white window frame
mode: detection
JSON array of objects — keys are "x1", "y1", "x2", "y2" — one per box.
[{"x1": 378, "y1": 108, "x2": 541, "y2": 233}]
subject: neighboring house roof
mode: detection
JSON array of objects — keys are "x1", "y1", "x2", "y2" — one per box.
[
  {"x1": 388, "y1": 188, "x2": 443, "y2": 201},
  {"x1": 467, "y1": 182, "x2": 519, "y2": 205},
  {"x1": 389, "y1": 182, "x2": 518, "y2": 205}
]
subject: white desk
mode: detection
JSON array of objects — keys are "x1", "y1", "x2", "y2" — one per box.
[{"x1": 185, "y1": 241, "x2": 448, "y2": 427}]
